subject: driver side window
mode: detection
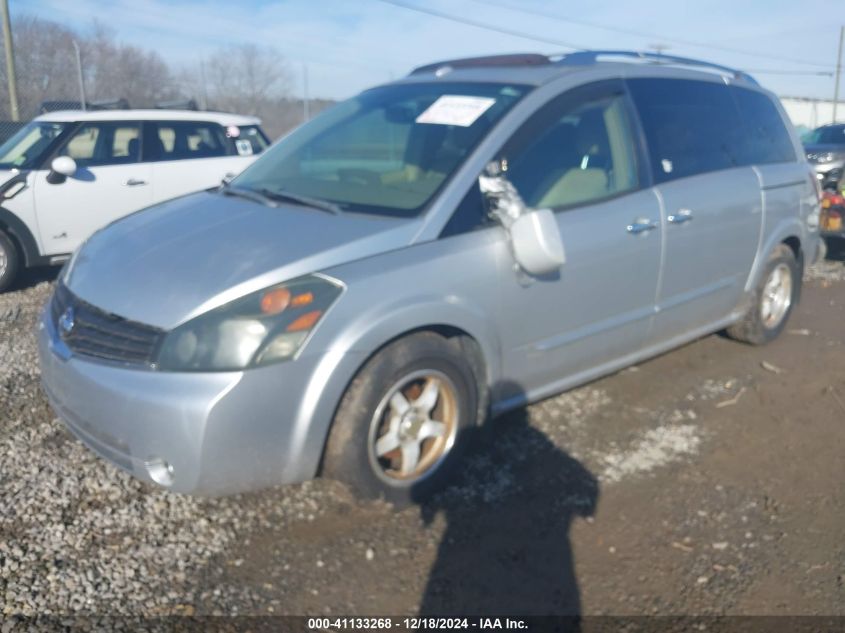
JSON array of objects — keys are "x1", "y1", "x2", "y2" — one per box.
[
  {"x1": 441, "y1": 82, "x2": 642, "y2": 238},
  {"x1": 506, "y1": 89, "x2": 639, "y2": 210},
  {"x1": 61, "y1": 122, "x2": 141, "y2": 168}
]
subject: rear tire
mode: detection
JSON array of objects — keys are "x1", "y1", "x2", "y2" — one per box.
[
  {"x1": 0, "y1": 231, "x2": 19, "y2": 293},
  {"x1": 726, "y1": 244, "x2": 800, "y2": 345},
  {"x1": 322, "y1": 332, "x2": 479, "y2": 507}
]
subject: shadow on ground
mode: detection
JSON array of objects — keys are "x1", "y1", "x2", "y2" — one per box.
[
  {"x1": 823, "y1": 236, "x2": 845, "y2": 262},
  {"x1": 418, "y1": 383, "x2": 599, "y2": 617},
  {"x1": 11, "y1": 265, "x2": 60, "y2": 291}
]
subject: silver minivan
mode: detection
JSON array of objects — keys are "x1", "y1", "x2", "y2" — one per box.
[{"x1": 38, "y1": 52, "x2": 822, "y2": 504}]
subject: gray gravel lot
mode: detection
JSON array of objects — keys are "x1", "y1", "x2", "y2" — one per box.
[
  {"x1": 0, "y1": 278, "x2": 346, "y2": 615},
  {"x1": 1, "y1": 256, "x2": 844, "y2": 616}
]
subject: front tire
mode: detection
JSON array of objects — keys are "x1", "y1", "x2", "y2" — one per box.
[
  {"x1": 726, "y1": 244, "x2": 800, "y2": 345},
  {"x1": 0, "y1": 231, "x2": 19, "y2": 293},
  {"x1": 322, "y1": 332, "x2": 479, "y2": 506}
]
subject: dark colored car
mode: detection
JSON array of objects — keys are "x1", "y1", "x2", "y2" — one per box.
[{"x1": 804, "y1": 123, "x2": 845, "y2": 188}]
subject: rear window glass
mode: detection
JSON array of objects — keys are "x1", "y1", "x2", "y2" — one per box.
[
  {"x1": 730, "y1": 87, "x2": 795, "y2": 165},
  {"x1": 628, "y1": 78, "x2": 746, "y2": 182},
  {"x1": 225, "y1": 125, "x2": 270, "y2": 156},
  {"x1": 146, "y1": 121, "x2": 228, "y2": 162}
]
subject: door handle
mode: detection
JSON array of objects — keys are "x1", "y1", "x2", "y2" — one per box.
[
  {"x1": 124, "y1": 178, "x2": 147, "y2": 186},
  {"x1": 668, "y1": 209, "x2": 693, "y2": 224},
  {"x1": 627, "y1": 219, "x2": 658, "y2": 234}
]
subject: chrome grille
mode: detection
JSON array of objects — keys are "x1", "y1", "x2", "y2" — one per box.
[{"x1": 51, "y1": 283, "x2": 163, "y2": 366}]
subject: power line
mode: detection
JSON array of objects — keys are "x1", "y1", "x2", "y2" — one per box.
[
  {"x1": 744, "y1": 69, "x2": 835, "y2": 76},
  {"x1": 469, "y1": 0, "x2": 835, "y2": 70},
  {"x1": 373, "y1": 0, "x2": 586, "y2": 50}
]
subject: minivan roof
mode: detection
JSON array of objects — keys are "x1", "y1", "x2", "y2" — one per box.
[
  {"x1": 399, "y1": 50, "x2": 760, "y2": 88},
  {"x1": 34, "y1": 109, "x2": 262, "y2": 126}
]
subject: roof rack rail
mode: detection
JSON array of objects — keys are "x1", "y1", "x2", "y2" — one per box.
[
  {"x1": 556, "y1": 50, "x2": 758, "y2": 85},
  {"x1": 155, "y1": 98, "x2": 199, "y2": 111},
  {"x1": 410, "y1": 53, "x2": 551, "y2": 75}
]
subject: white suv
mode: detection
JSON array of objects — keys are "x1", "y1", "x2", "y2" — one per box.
[{"x1": 0, "y1": 109, "x2": 270, "y2": 290}]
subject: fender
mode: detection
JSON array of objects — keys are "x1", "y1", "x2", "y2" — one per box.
[
  {"x1": 283, "y1": 296, "x2": 504, "y2": 484},
  {"x1": 744, "y1": 216, "x2": 806, "y2": 292},
  {"x1": 337, "y1": 295, "x2": 502, "y2": 386},
  {"x1": 0, "y1": 205, "x2": 44, "y2": 267}
]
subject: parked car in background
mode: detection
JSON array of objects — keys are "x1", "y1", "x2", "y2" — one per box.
[
  {"x1": 803, "y1": 123, "x2": 845, "y2": 189},
  {"x1": 0, "y1": 110, "x2": 270, "y2": 290},
  {"x1": 39, "y1": 52, "x2": 820, "y2": 505},
  {"x1": 818, "y1": 185, "x2": 845, "y2": 259}
]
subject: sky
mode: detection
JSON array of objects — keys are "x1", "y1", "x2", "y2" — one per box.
[{"x1": 15, "y1": 0, "x2": 845, "y2": 102}]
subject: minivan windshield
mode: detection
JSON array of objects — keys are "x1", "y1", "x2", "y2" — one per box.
[
  {"x1": 0, "y1": 121, "x2": 68, "y2": 170},
  {"x1": 232, "y1": 82, "x2": 529, "y2": 216},
  {"x1": 803, "y1": 125, "x2": 845, "y2": 146}
]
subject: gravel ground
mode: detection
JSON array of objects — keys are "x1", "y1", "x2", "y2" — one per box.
[
  {"x1": 1, "y1": 253, "x2": 844, "y2": 617},
  {"x1": 0, "y1": 276, "x2": 347, "y2": 615}
]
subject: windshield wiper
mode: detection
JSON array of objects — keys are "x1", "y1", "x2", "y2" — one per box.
[
  {"x1": 220, "y1": 185, "x2": 278, "y2": 207},
  {"x1": 255, "y1": 187, "x2": 342, "y2": 215}
]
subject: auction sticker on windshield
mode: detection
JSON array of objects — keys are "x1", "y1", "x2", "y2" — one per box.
[{"x1": 416, "y1": 95, "x2": 496, "y2": 127}]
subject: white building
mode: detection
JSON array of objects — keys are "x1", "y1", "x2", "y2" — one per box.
[{"x1": 780, "y1": 96, "x2": 844, "y2": 135}]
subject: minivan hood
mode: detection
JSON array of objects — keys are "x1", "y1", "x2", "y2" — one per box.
[{"x1": 66, "y1": 191, "x2": 421, "y2": 329}]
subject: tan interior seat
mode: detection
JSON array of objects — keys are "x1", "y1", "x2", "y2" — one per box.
[{"x1": 538, "y1": 168, "x2": 608, "y2": 208}]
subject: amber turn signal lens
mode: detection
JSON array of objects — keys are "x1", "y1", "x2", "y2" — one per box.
[
  {"x1": 286, "y1": 310, "x2": 322, "y2": 332},
  {"x1": 291, "y1": 291, "x2": 314, "y2": 307},
  {"x1": 260, "y1": 288, "x2": 291, "y2": 314}
]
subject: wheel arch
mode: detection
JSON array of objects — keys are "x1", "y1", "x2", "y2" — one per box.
[
  {"x1": 781, "y1": 235, "x2": 802, "y2": 264},
  {"x1": 0, "y1": 206, "x2": 41, "y2": 267},
  {"x1": 293, "y1": 302, "x2": 501, "y2": 483},
  {"x1": 745, "y1": 218, "x2": 806, "y2": 292}
]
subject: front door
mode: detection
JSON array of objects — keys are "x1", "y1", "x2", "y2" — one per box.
[
  {"x1": 34, "y1": 121, "x2": 152, "y2": 255},
  {"x1": 494, "y1": 80, "x2": 662, "y2": 399}
]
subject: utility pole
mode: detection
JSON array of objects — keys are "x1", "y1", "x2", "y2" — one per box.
[
  {"x1": 72, "y1": 40, "x2": 87, "y2": 111},
  {"x1": 302, "y1": 62, "x2": 310, "y2": 122},
  {"x1": 834, "y1": 25, "x2": 844, "y2": 123},
  {"x1": 0, "y1": 0, "x2": 19, "y2": 121}
]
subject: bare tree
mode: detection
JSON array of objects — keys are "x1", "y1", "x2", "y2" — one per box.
[
  {"x1": 82, "y1": 22, "x2": 179, "y2": 106},
  {"x1": 201, "y1": 44, "x2": 290, "y2": 114},
  {"x1": 0, "y1": 16, "x2": 318, "y2": 138},
  {"x1": 0, "y1": 15, "x2": 80, "y2": 117},
  {"x1": 0, "y1": 16, "x2": 179, "y2": 119}
]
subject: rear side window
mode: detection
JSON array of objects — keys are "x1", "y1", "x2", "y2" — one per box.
[
  {"x1": 627, "y1": 78, "x2": 745, "y2": 183},
  {"x1": 145, "y1": 121, "x2": 228, "y2": 162},
  {"x1": 730, "y1": 87, "x2": 796, "y2": 164}
]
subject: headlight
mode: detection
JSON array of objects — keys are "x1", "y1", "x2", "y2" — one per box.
[{"x1": 156, "y1": 275, "x2": 343, "y2": 371}]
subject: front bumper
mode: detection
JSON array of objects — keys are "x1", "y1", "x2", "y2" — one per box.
[{"x1": 37, "y1": 304, "x2": 356, "y2": 495}]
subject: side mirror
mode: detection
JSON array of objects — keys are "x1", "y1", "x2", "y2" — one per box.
[
  {"x1": 479, "y1": 163, "x2": 565, "y2": 276},
  {"x1": 509, "y1": 208, "x2": 566, "y2": 276},
  {"x1": 47, "y1": 156, "x2": 77, "y2": 184}
]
